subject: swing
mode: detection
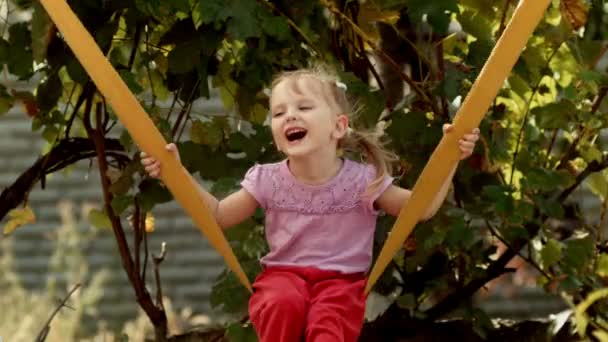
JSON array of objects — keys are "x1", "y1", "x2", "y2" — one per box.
[{"x1": 39, "y1": 0, "x2": 550, "y2": 295}]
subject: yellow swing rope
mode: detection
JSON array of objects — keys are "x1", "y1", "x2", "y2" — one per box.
[
  {"x1": 365, "y1": 0, "x2": 551, "y2": 294},
  {"x1": 39, "y1": 0, "x2": 252, "y2": 292}
]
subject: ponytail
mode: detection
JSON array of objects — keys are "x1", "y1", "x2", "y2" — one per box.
[{"x1": 339, "y1": 127, "x2": 397, "y2": 195}]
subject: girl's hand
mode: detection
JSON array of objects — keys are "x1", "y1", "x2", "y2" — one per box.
[
  {"x1": 140, "y1": 143, "x2": 180, "y2": 178},
  {"x1": 443, "y1": 124, "x2": 480, "y2": 160}
]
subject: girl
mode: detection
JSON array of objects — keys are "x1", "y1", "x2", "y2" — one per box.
[{"x1": 141, "y1": 67, "x2": 480, "y2": 341}]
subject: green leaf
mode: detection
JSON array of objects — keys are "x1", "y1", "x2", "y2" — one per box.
[
  {"x1": 466, "y1": 38, "x2": 494, "y2": 72},
  {"x1": 197, "y1": 56, "x2": 210, "y2": 98},
  {"x1": 441, "y1": 64, "x2": 467, "y2": 101},
  {"x1": 0, "y1": 38, "x2": 10, "y2": 64},
  {"x1": 137, "y1": 179, "x2": 173, "y2": 211},
  {"x1": 260, "y1": 14, "x2": 290, "y2": 41},
  {"x1": 227, "y1": 1, "x2": 262, "y2": 39},
  {"x1": 191, "y1": 119, "x2": 223, "y2": 148},
  {"x1": 482, "y1": 185, "x2": 514, "y2": 215},
  {"x1": 533, "y1": 100, "x2": 578, "y2": 130},
  {"x1": 119, "y1": 70, "x2": 144, "y2": 94},
  {"x1": 541, "y1": 238, "x2": 562, "y2": 268},
  {"x1": 7, "y1": 47, "x2": 33, "y2": 79},
  {"x1": 31, "y1": 2, "x2": 53, "y2": 63},
  {"x1": 226, "y1": 322, "x2": 257, "y2": 342},
  {"x1": 9, "y1": 22, "x2": 31, "y2": 46},
  {"x1": 534, "y1": 195, "x2": 564, "y2": 218},
  {"x1": 66, "y1": 56, "x2": 88, "y2": 84},
  {"x1": 579, "y1": 70, "x2": 605, "y2": 83},
  {"x1": 0, "y1": 85, "x2": 15, "y2": 116},
  {"x1": 445, "y1": 217, "x2": 476, "y2": 248},
  {"x1": 524, "y1": 168, "x2": 575, "y2": 192},
  {"x1": 562, "y1": 236, "x2": 594, "y2": 273},
  {"x1": 228, "y1": 131, "x2": 262, "y2": 160},
  {"x1": 88, "y1": 208, "x2": 112, "y2": 229},
  {"x1": 596, "y1": 254, "x2": 608, "y2": 277},
  {"x1": 0, "y1": 96, "x2": 14, "y2": 116},
  {"x1": 3, "y1": 206, "x2": 35, "y2": 235},
  {"x1": 586, "y1": 171, "x2": 608, "y2": 201},
  {"x1": 36, "y1": 74, "x2": 63, "y2": 112},
  {"x1": 111, "y1": 195, "x2": 133, "y2": 215},
  {"x1": 119, "y1": 129, "x2": 134, "y2": 152},
  {"x1": 396, "y1": 293, "x2": 416, "y2": 310},
  {"x1": 109, "y1": 173, "x2": 134, "y2": 196},
  {"x1": 94, "y1": 19, "x2": 120, "y2": 49},
  {"x1": 422, "y1": 227, "x2": 446, "y2": 250},
  {"x1": 580, "y1": 145, "x2": 604, "y2": 163},
  {"x1": 42, "y1": 124, "x2": 59, "y2": 142},
  {"x1": 168, "y1": 39, "x2": 203, "y2": 74},
  {"x1": 170, "y1": 0, "x2": 191, "y2": 12},
  {"x1": 197, "y1": 0, "x2": 262, "y2": 39},
  {"x1": 197, "y1": 0, "x2": 228, "y2": 24},
  {"x1": 6, "y1": 23, "x2": 33, "y2": 78},
  {"x1": 457, "y1": 9, "x2": 493, "y2": 42},
  {"x1": 149, "y1": 70, "x2": 170, "y2": 101},
  {"x1": 210, "y1": 260, "x2": 259, "y2": 314}
]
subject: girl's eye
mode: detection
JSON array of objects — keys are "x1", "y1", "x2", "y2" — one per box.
[
  {"x1": 273, "y1": 112, "x2": 284, "y2": 117},
  {"x1": 299, "y1": 106, "x2": 312, "y2": 111}
]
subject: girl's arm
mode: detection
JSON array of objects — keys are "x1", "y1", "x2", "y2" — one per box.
[
  {"x1": 374, "y1": 163, "x2": 455, "y2": 221},
  {"x1": 374, "y1": 124, "x2": 479, "y2": 221},
  {"x1": 187, "y1": 166, "x2": 259, "y2": 229},
  {"x1": 142, "y1": 144, "x2": 259, "y2": 229}
]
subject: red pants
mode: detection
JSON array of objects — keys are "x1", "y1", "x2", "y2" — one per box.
[{"x1": 249, "y1": 266, "x2": 366, "y2": 342}]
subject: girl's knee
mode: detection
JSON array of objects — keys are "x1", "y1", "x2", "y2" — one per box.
[
  {"x1": 267, "y1": 290, "x2": 307, "y2": 313},
  {"x1": 249, "y1": 288, "x2": 307, "y2": 319}
]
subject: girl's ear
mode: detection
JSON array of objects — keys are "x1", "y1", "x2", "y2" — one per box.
[{"x1": 332, "y1": 114, "x2": 349, "y2": 139}]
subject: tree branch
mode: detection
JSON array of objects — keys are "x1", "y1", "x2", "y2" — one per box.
[
  {"x1": 85, "y1": 103, "x2": 168, "y2": 338},
  {"x1": 425, "y1": 163, "x2": 598, "y2": 319},
  {"x1": 153, "y1": 242, "x2": 167, "y2": 310},
  {"x1": 424, "y1": 233, "x2": 522, "y2": 320},
  {"x1": 558, "y1": 154, "x2": 608, "y2": 202},
  {"x1": 128, "y1": 23, "x2": 142, "y2": 70},
  {"x1": 0, "y1": 138, "x2": 126, "y2": 221},
  {"x1": 35, "y1": 283, "x2": 81, "y2": 342},
  {"x1": 556, "y1": 86, "x2": 608, "y2": 170},
  {"x1": 496, "y1": 0, "x2": 513, "y2": 41},
  {"x1": 510, "y1": 46, "x2": 560, "y2": 185},
  {"x1": 485, "y1": 219, "x2": 552, "y2": 280},
  {"x1": 436, "y1": 43, "x2": 449, "y2": 119}
]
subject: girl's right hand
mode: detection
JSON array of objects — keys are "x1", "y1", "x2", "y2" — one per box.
[{"x1": 140, "y1": 143, "x2": 180, "y2": 178}]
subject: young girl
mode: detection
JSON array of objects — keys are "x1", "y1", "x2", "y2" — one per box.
[{"x1": 141, "y1": 67, "x2": 480, "y2": 341}]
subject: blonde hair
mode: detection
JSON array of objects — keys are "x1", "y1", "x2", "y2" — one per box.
[{"x1": 270, "y1": 66, "x2": 397, "y2": 194}]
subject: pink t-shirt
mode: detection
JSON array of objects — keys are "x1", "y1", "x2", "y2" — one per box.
[{"x1": 240, "y1": 159, "x2": 393, "y2": 274}]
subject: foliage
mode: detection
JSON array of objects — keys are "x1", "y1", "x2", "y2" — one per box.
[{"x1": 0, "y1": 0, "x2": 608, "y2": 339}]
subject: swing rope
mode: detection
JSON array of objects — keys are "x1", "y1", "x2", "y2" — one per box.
[
  {"x1": 39, "y1": 0, "x2": 253, "y2": 292},
  {"x1": 365, "y1": 0, "x2": 552, "y2": 294}
]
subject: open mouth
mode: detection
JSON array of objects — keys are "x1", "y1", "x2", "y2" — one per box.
[{"x1": 285, "y1": 127, "x2": 307, "y2": 142}]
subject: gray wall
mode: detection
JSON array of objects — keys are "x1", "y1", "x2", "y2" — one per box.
[{"x1": 0, "y1": 97, "x2": 230, "y2": 331}]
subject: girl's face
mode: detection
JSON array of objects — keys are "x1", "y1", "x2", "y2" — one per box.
[{"x1": 269, "y1": 76, "x2": 348, "y2": 159}]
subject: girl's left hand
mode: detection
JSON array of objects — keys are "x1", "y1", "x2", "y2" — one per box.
[{"x1": 443, "y1": 124, "x2": 480, "y2": 160}]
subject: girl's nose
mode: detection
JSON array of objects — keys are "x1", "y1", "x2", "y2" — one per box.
[{"x1": 285, "y1": 111, "x2": 296, "y2": 122}]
